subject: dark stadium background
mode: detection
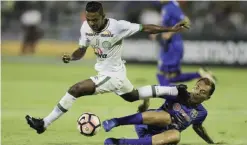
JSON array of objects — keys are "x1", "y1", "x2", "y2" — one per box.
[{"x1": 2, "y1": 1, "x2": 247, "y2": 145}]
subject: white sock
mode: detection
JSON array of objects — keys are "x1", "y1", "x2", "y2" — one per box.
[
  {"x1": 137, "y1": 85, "x2": 178, "y2": 100},
  {"x1": 43, "y1": 92, "x2": 76, "y2": 128}
]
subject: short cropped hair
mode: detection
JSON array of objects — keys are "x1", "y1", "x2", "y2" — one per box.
[
  {"x1": 86, "y1": 1, "x2": 103, "y2": 15},
  {"x1": 197, "y1": 77, "x2": 215, "y2": 96}
]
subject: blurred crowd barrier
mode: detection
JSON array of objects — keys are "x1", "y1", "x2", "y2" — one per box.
[{"x1": 1, "y1": 1, "x2": 247, "y2": 66}]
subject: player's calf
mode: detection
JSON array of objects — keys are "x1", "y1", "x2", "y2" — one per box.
[{"x1": 152, "y1": 129, "x2": 180, "y2": 145}]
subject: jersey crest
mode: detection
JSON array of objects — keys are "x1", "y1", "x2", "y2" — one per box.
[{"x1": 190, "y1": 109, "x2": 198, "y2": 119}]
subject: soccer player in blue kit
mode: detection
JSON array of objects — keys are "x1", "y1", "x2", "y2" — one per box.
[
  {"x1": 153, "y1": 0, "x2": 215, "y2": 86},
  {"x1": 103, "y1": 78, "x2": 221, "y2": 145}
]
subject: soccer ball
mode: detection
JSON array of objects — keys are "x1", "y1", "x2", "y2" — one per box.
[{"x1": 77, "y1": 112, "x2": 101, "y2": 136}]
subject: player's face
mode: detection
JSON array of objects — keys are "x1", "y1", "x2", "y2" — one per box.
[
  {"x1": 86, "y1": 11, "x2": 105, "y2": 32},
  {"x1": 189, "y1": 81, "x2": 211, "y2": 104}
]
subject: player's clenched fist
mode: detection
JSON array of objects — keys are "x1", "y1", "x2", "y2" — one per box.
[
  {"x1": 172, "y1": 20, "x2": 190, "y2": 32},
  {"x1": 176, "y1": 84, "x2": 188, "y2": 96},
  {"x1": 62, "y1": 54, "x2": 71, "y2": 63}
]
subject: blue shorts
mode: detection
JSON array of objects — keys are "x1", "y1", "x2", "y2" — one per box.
[
  {"x1": 134, "y1": 109, "x2": 172, "y2": 138},
  {"x1": 158, "y1": 63, "x2": 181, "y2": 73},
  {"x1": 135, "y1": 124, "x2": 170, "y2": 138},
  {"x1": 158, "y1": 41, "x2": 183, "y2": 73}
]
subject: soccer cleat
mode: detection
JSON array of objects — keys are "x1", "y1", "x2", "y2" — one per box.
[
  {"x1": 104, "y1": 138, "x2": 120, "y2": 145},
  {"x1": 102, "y1": 119, "x2": 118, "y2": 132},
  {"x1": 25, "y1": 115, "x2": 46, "y2": 134},
  {"x1": 198, "y1": 67, "x2": 217, "y2": 84}
]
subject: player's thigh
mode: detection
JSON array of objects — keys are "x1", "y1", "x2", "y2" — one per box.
[
  {"x1": 68, "y1": 79, "x2": 96, "y2": 97},
  {"x1": 114, "y1": 77, "x2": 134, "y2": 96},
  {"x1": 90, "y1": 74, "x2": 126, "y2": 95},
  {"x1": 142, "y1": 111, "x2": 172, "y2": 126},
  {"x1": 152, "y1": 129, "x2": 180, "y2": 145}
]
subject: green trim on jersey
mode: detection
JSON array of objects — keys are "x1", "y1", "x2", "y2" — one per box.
[
  {"x1": 96, "y1": 76, "x2": 111, "y2": 87},
  {"x1": 139, "y1": 24, "x2": 143, "y2": 31}
]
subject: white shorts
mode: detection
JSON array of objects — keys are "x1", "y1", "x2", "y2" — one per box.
[{"x1": 90, "y1": 74, "x2": 134, "y2": 95}]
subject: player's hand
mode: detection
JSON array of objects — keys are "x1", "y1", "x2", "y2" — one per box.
[
  {"x1": 62, "y1": 54, "x2": 71, "y2": 63},
  {"x1": 172, "y1": 20, "x2": 190, "y2": 32},
  {"x1": 137, "y1": 103, "x2": 149, "y2": 112},
  {"x1": 176, "y1": 84, "x2": 188, "y2": 96}
]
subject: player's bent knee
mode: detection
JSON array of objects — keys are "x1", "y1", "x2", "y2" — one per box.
[
  {"x1": 168, "y1": 130, "x2": 180, "y2": 144},
  {"x1": 68, "y1": 84, "x2": 81, "y2": 97},
  {"x1": 120, "y1": 89, "x2": 139, "y2": 102},
  {"x1": 142, "y1": 111, "x2": 172, "y2": 126},
  {"x1": 152, "y1": 130, "x2": 180, "y2": 145},
  {"x1": 157, "y1": 111, "x2": 172, "y2": 125}
]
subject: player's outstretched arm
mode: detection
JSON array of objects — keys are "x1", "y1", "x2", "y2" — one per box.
[
  {"x1": 62, "y1": 46, "x2": 87, "y2": 63},
  {"x1": 161, "y1": 16, "x2": 191, "y2": 40},
  {"x1": 141, "y1": 20, "x2": 188, "y2": 34},
  {"x1": 192, "y1": 124, "x2": 215, "y2": 144}
]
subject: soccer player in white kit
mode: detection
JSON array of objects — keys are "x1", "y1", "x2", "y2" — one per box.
[{"x1": 26, "y1": 1, "x2": 189, "y2": 134}]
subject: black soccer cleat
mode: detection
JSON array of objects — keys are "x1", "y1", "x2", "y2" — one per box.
[{"x1": 25, "y1": 115, "x2": 46, "y2": 134}]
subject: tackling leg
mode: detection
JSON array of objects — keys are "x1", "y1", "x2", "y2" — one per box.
[
  {"x1": 120, "y1": 85, "x2": 178, "y2": 102},
  {"x1": 103, "y1": 110, "x2": 171, "y2": 132},
  {"x1": 104, "y1": 129, "x2": 180, "y2": 145}
]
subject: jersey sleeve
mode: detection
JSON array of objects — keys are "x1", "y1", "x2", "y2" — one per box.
[
  {"x1": 192, "y1": 106, "x2": 208, "y2": 125},
  {"x1": 161, "y1": 6, "x2": 170, "y2": 26},
  {"x1": 78, "y1": 22, "x2": 88, "y2": 48},
  {"x1": 172, "y1": 5, "x2": 185, "y2": 22},
  {"x1": 117, "y1": 20, "x2": 142, "y2": 38}
]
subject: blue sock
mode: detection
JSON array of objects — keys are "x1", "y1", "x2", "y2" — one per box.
[
  {"x1": 156, "y1": 73, "x2": 169, "y2": 86},
  {"x1": 119, "y1": 137, "x2": 152, "y2": 145},
  {"x1": 169, "y1": 72, "x2": 201, "y2": 83},
  {"x1": 115, "y1": 113, "x2": 143, "y2": 126}
]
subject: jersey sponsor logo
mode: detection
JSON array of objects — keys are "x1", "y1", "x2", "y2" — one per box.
[
  {"x1": 101, "y1": 34, "x2": 114, "y2": 37},
  {"x1": 86, "y1": 33, "x2": 99, "y2": 36},
  {"x1": 184, "y1": 114, "x2": 191, "y2": 122},
  {"x1": 93, "y1": 48, "x2": 107, "y2": 58},
  {"x1": 101, "y1": 30, "x2": 114, "y2": 37},
  {"x1": 173, "y1": 103, "x2": 191, "y2": 122},
  {"x1": 97, "y1": 54, "x2": 107, "y2": 58}
]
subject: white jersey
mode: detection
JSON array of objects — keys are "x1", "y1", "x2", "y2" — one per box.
[{"x1": 79, "y1": 18, "x2": 141, "y2": 77}]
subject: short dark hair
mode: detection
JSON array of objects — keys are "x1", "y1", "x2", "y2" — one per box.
[
  {"x1": 197, "y1": 78, "x2": 215, "y2": 96},
  {"x1": 86, "y1": 1, "x2": 103, "y2": 15}
]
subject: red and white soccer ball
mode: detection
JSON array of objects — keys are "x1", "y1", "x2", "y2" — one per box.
[{"x1": 77, "y1": 112, "x2": 101, "y2": 136}]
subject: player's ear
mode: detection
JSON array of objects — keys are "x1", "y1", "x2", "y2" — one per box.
[{"x1": 102, "y1": 13, "x2": 105, "y2": 19}]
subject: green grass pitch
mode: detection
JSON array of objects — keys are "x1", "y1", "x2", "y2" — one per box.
[{"x1": 2, "y1": 57, "x2": 247, "y2": 145}]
